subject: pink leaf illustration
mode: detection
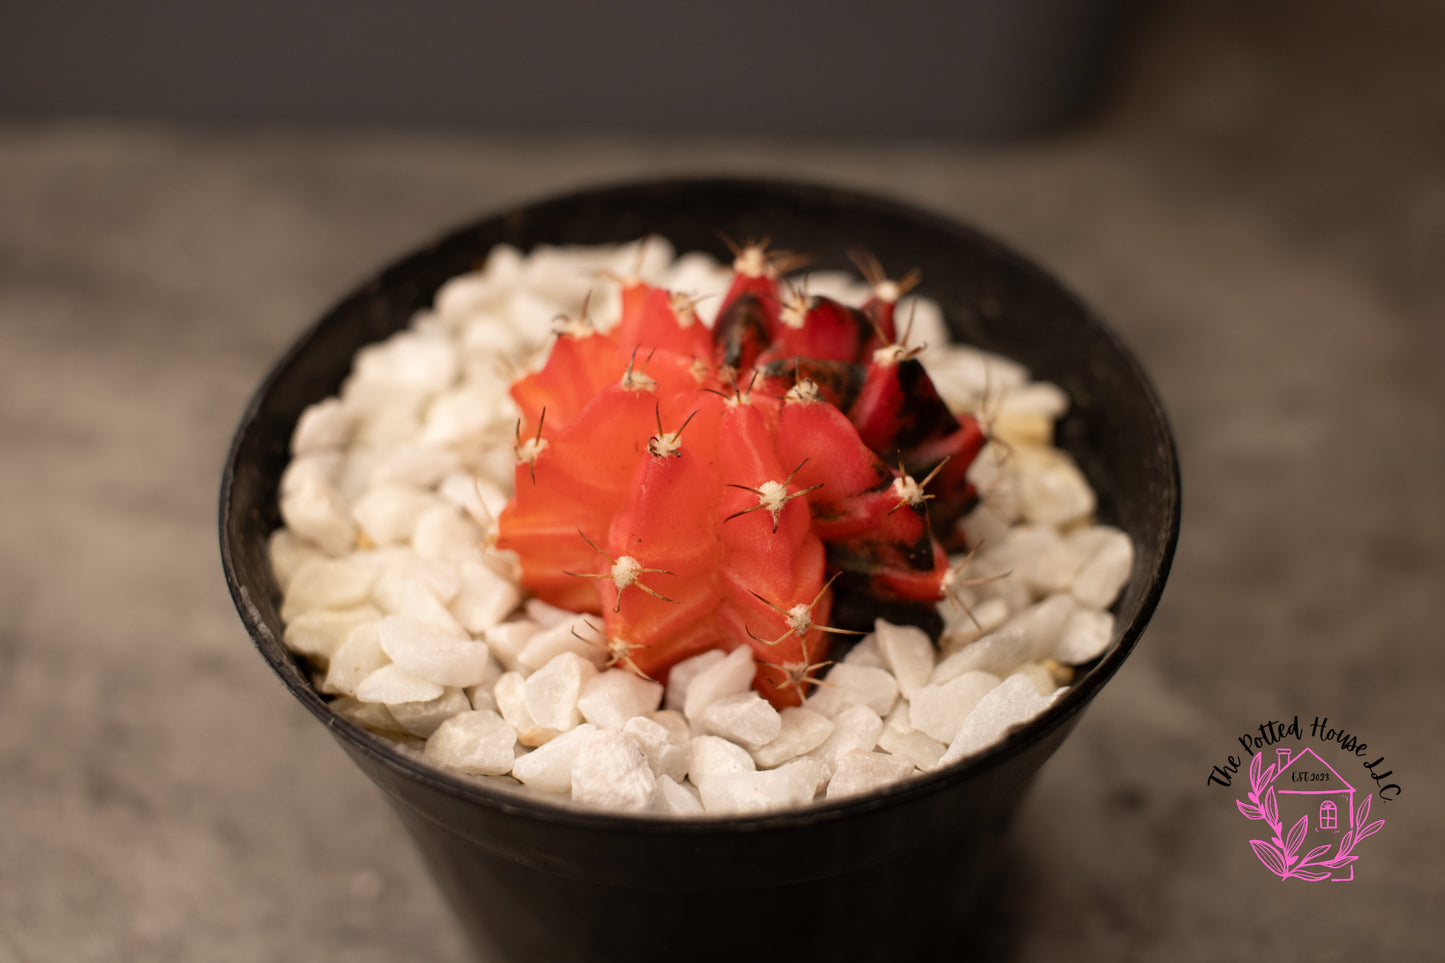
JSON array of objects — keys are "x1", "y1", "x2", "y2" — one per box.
[
  {"x1": 1300, "y1": 844, "x2": 1333, "y2": 865},
  {"x1": 1263, "y1": 786, "x2": 1279, "y2": 827},
  {"x1": 1250, "y1": 839, "x2": 1288, "y2": 878},
  {"x1": 1249, "y1": 753, "x2": 1264, "y2": 791},
  {"x1": 1357, "y1": 819, "x2": 1385, "y2": 843},
  {"x1": 1293, "y1": 868, "x2": 1333, "y2": 882},
  {"x1": 1285, "y1": 816, "x2": 1308, "y2": 860},
  {"x1": 1261, "y1": 763, "x2": 1277, "y2": 789},
  {"x1": 1326, "y1": 854, "x2": 1359, "y2": 869},
  {"x1": 1236, "y1": 800, "x2": 1265, "y2": 820}
]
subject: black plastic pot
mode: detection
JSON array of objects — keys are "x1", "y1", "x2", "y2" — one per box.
[{"x1": 220, "y1": 178, "x2": 1180, "y2": 962}]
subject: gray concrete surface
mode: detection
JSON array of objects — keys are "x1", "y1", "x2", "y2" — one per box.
[{"x1": 2, "y1": 2, "x2": 1442, "y2": 960}]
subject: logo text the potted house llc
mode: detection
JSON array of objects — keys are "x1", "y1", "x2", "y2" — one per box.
[{"x1": 1205, "y1": 716, "x2": 1399, "y2": 882}]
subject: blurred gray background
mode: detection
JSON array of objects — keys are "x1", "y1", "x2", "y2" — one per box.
[
  {"x1": 2, "y1": 1, "x2": 1443, "y2": 961},
  {"x1": 0, "y1": 0, "x2": 1128, "y2": 139}
]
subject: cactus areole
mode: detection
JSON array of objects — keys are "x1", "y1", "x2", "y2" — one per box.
[{"x1": 497, "y1": 243, "x2": 986, "y2": 708}]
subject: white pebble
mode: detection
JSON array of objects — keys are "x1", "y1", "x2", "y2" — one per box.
[
  {"x1": 697, "y1": 762, "x2": 820, "y2": 814},
  {"x1": 940, "y1": 595, "x2": 1012, "y2": 654},
  {"x1": 279, "y1": 451, "x2": 343, "y2": 497},
  {"x1": 663, "y1": 649, "x2": 726, "y2": 712},
  {"x1": 412, "y1": 505, "x2": 484, "y2": 562},
  {"x1": 998, "y1": 381, "x2": 1069, "y2": 419},
  {"x1": 352, "y1": 411, "x2": 427, "y2": 464},
  {"x1": 377, "y1": 614, "x2": 492, "y2": 687},
  {"x1": 280, "y1": 552, "x2": 372, "y2": 618},
  {"x1": 331, "y1": 696, "x2": 401, "y2": 733},
  {"x1": 291, "y1": 398, "x2": 356, "y2": 455},
  {"x1": 494, "y1": 671, "x2": 559, "y2": 747},
  {"x1": 511, "y1": 724, "x2": 600, "y2": 794},
  {"x1": 663, "y1": 254, "x2": 729, "y2": 323},
  {"x1": 626, "y1": 235, "x2": 678, "y2": 281},
  {"x1": 450, "y1": 558, "x2": 522, "y2": 634},
  {"x1": 372, "y1": 444, "x2": 462, "y2": 490},
  {"x1": 909, "y1": 671, "x2": 1000, "y2": 744},
  {"x1": 1055, "y1": 608, "x2": 1115, "y2": 664},
  {"x1": 434, "y1": 272, "x2": 504, "y2": 324},
  {"x1": 841, "y1": 635, "x2": 886, "y2": 669},
  {"x1": 622, "y1": 716, "x2": 690, "y2": 782},
  {"x1": 509, "y1": 287, "x2": 574, "y2": 335},
  {"x1": 646, "y1": 709, "x2": 692, "y2": 744},
  {"x1": 698, "y1": 692, "x2": 782, "y2": 750},
  {"x1": 352, "y1": 329, "x2": 459, "y2": 393},
  {"x1": 437, "y1": 472, "x2": 507, "y2": 533},
  {"x1": 519, "y1": 245, "x2": 593, "y2": 297},
  {"x1": 483, "y1": 620, "x2": 539, "y2": 671},
  {"x1": 480, "y1": 243, "x2": 524, "y2": 287},
  {"x1": 570, "y1": 730, "x2": 657, "y2": 812},
  {"x1": 932, "y1": 594, "x2": 1074, "y2": 682},
  {"x1": 340, "y1": 378, "x2": 428, "y2": 449},
  {"x1": 896, "y1": 295, "x2": 949, "y2": 356},
  {"x1": 1007, "y1": 592, "x2": 1076, "y2": 649},
  {"x1": 777, "y1": 756, "x2": 829, "y2": 801},
  {"x1": 517, "y1": 614, "x2": 607, "y2": 671},
  {"x1": 321, "y1": 621, "x2": 389, "y2": 696},
  {"x1": 753, "y1": 707, "x2": 835, "y2": 769},
  {"x1": 352, "y1": 484, "x2": 442, "y2": 546},
  {"x1": 423, "y1": 385, "x2": 508, "y2": 449},
  {"x1": 279, "y1": 470, "x2": 357, "y2": 556},
  {"x1": 1071, "y1": 529, "x2": 1134, "y2": 609},
  {"x1": 687, "y1": 734, "x2": 756, "y2": 784},
  {"x1": 283, "y1": 606, "x2": 382, "y2": 661},
  {"x1": 877, "y1": 720, "x2": 947, "y2": 771},
  {"x1": 523, "y1": 652, "x2": 599, "y2": 731},
  {"x1": 523, "y1": 596, "x2": 574, "y2": 628},
  {"x1": 1017, "y1": 447, "x2": 1095, "y2": 526},
  {"x1": 937, "y1": 673, "x2": 1054, "y2": 767},
  {"x1": 267, "y1": 528, "x2": 328, "y2": 591},
  {"x1": 652, "y1": 775, "x2": 704, "y2": 816},
  {"x1": 977, "y1": 563, "x2": 1033, "y2": 613},
  {"x1": 873, "y1": 620, "x2": 935, "y2": 699},
  {"x1": 926, "y1": 349, "x2": 1028, "y2": 415},
  {"x1": 800, "y1": 270, "x2": 868, "y2": 304},
  {"x1": 994, "y1": 411, "x2": 1055, "y2": 449},
  {"x1": 375, "y1": 575, "x2": 466, "y2": 636},
  {"x1": 459, "y1": 320, "x2": 527, "y2": 362},
  {"x1": 424, "y1": 709, "x2": 518, "y2": 775},
  {"x1": 683, "y1": 646, "x2": 756, "y2": 722},
  {"x1": 989, "y1": 524, "x2": 1084, "y2": 595},
  {"x1": 371, "y1": 553, "x2": 460, "y2": 608},
  {"x1": 808, "y1": 704, "x2": 884, "y2": 773},
  {"x1": 826, "y1": 750, "x2": 917, "y2": 800},
  {"x1": 805, "y1": 664, "x2": 899, "y2": 719},
  {"x1": 578, "y1": 670, "x2": 665, "y2": 730},
  {"x1": 1065, "y1": 524, "x2": 1119, "y2": 558},
  {"x1": 388, "y1": 686, "x2": 472, "y2": 738},
  {"x1": 958, "y1": 502, "x2": 1012, "y2": 548},
  {"x1": 355, "y1": 664, "x2": 445, "y2": 705}
]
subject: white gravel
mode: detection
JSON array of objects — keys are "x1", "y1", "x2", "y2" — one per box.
[{"x1": 269, "y1": 238, "x2": 1134, "y2": 815}]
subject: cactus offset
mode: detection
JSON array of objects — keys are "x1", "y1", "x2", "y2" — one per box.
[{"x1": 496, "y1": 242, "x2": 987, "y2": 706}]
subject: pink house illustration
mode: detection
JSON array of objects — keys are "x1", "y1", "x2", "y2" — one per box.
[{"x1": 1265, "y1": 746, "x2": 1357, "y2": 881}]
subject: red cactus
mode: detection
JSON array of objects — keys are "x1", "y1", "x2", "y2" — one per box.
[{"x1": 496, "y1": 242, "x2": 986, "y2": 706}]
